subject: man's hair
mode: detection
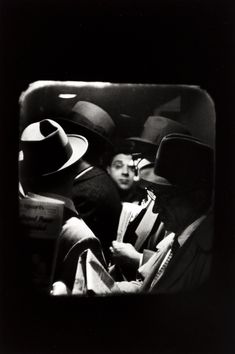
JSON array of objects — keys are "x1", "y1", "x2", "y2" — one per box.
[{"x1": 104, "y1": 140, "x2": 136, "y2": 167}]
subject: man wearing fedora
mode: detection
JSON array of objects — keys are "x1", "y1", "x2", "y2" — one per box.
[
  {"x1": 55, "y1": 101, "x2": 122, "y2": 262},
  {"x1": 127, "y1": 115, "x2": 191, "y2": 170},
  {"x1": 110, "y1": 116, "x2": 191, "y2": 279},
  {"x1": 19, "y1": 119, "x2": 106, "y2": 294},
  {"x1": 114, "y1": 133, "x2": 214, "y2": 293}
]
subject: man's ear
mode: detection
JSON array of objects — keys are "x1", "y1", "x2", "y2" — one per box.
[{"x1": 107, "y1": 166, "x2": 111, "y2": 175}]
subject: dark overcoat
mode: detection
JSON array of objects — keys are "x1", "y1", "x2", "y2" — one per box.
[
  {"x1": 72, "y1": 166, "x2": 122, "y2": 261},
  {"x1": 143, "y1": 213, "x2": 214, "y2": 293}
]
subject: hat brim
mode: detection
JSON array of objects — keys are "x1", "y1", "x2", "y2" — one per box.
[
  {"x1": 56, "y1": 134, "x2": 88, "y2": 174},
  {"x1": 127, "y1": 137, "x2": 158, "y2": 147},
  {"x1": 55, "y1": 118, "x2": 114, "y2": 148},
  {"x1": 138, "y1": 163, "x2": 175, "y2": 190},
  {"x1": 19, "y1": 134, "x2": 88, "y2": 177}
]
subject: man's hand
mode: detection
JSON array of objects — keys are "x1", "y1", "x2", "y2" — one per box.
[
  {"x1": 50, "y1": 281, "x2": 71, "y2": 295},
  {"x1": 110, "y1": 241, "x2": 141, "y2": 269}
]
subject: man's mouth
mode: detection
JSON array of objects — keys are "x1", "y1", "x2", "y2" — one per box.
[{"x1": 119, "y1": 179, "x2": 129, "y2": 185}]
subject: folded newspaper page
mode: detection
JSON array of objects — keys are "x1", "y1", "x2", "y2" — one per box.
[
  {"x1": 116, "y1": 202, "x2": 142, "y2": 242},
  {"x1": 20, "y1": 194, "x2": 65, "y2": 293},
  {"x1": 72, "y1": 249, "x2": 121, "y2": 295}
]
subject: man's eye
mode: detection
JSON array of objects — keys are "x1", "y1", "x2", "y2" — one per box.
[{"x1": 112, "y1": 163, "x2": 123, "y2": 169}]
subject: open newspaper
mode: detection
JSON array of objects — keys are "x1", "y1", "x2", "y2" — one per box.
[
  {"x1": 19, "y1": 193, "x2": 65, "y2": 293},
  {"x1": 20, "y1": 193, "x2": 65, "y2": 239}
]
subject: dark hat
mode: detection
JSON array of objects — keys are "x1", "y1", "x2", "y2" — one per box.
[
  {"x1": 113, "y1": 139, "x2": 137, "y2": 155},
  {"x1": 20, "y1": 119, "x2": 88, "y2": 177},
  {"x1": 127, "y1": 116, "x2": 191, "y2": 158},
  {"x1": 58, "y1": 101, "x2": 115, "y2": 146},
  {"x1": 139, "y1": 134, "x2": 214, "y2": 190}
]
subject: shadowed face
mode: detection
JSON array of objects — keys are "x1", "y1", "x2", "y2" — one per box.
[
  {"x1": 149, "y1": 187, "x2": 197, "y2": 234},
  {"x1": 107, "y1": 153, "x2": 135, "y2": 191}
]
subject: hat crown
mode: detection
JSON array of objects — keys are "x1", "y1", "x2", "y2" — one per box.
[
  {"x1": 20, "y1": 119, "x2": 87, "y2": 176},
  {"x1": 70, "y1": 101, "x2": 115, "y2": 142},
  {"x1": 127, "y1": 116, "x2": 191, "y2": 161},
  {"x1": 154, "y1": 134, "x2": 214, "y2": 188},
  {"x1": 21, "y1": 119, "x2": 68, "y2": 144},
  {"x1": 140, "y1": 116, "x2": 191, "y2": 145}
]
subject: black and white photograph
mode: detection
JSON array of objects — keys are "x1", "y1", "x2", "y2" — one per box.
[
  {"x1": 18, "y1": 81, "x2": 215, "y2": 297},
  {"x1": 0, "y1": 1, "x2": 234, "y2": 353}
]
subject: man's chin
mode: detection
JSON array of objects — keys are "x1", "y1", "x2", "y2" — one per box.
[
  {"x1": 119, "y1": 186, "x2": 131, "y2": 191},
  {"x1": 118, "y1": 182, "x2": 131, "y2": 190}
]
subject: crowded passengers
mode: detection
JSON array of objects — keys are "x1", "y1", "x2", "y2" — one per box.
[{"x1": 19, "y1": 100, "x2": 214, "y2": 296}]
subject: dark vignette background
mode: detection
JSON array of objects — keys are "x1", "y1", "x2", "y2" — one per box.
[{"x1": 0, "y1": 1, "x2": 234, "y2": 353}]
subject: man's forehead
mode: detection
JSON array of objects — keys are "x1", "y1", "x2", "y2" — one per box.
[{"x1": 112, "y1": 153, "x2": 134, "y2": 164}]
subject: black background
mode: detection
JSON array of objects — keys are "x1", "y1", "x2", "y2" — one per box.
[{"x1": 0, "y1": 1, "x2": 235, "y2": 353}]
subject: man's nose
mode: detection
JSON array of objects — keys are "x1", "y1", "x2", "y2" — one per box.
[{"x1": 122, "y1": 165, "x2": 129, "y2": 175}]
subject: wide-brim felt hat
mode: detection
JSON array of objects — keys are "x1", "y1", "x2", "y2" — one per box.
[
  {"x1": 57, "y1": 101, "x2": 115, "y2": 147},
  {"x1": 127, "y1": 116, "x2": 191, "y2": 149},
  {"x1": 139, "y1": 133, "x2": 214, "y2": 190},
  {"x1": 20, "y1": 119, "x2": 88, "y2": 177}
]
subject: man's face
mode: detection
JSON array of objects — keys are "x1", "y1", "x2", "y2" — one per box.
[
  {"x1": 150, "y1": 187, "x2": 192, "y2": 233},
  {"x1": 107, "y1": 154, "x2": 135, "y2": 191}
]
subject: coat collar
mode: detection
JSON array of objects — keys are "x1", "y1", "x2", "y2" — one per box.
[
  {"x1": 177, "y1": 214, "x2": 207, "y2": 247},
  {"x1": 74, "y1": 166, "x2": 106, "y2": 182},
  {"x1": 191, "y1": 211, "x2": 214, "y2": 251}
]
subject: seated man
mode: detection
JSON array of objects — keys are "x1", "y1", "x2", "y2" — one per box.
[
  {"x1": 55, "y1": 101, "x2": 122, "y2": 262},
  {"x1": 109, "y1": 116, "x2": 191, "y2": 279},
  {"x1": 74, "y1": 133, "x2": 214, "y2": 295},
  {"x1": 19, "y1": 119, "x2": 106, "y2": 294},
  {"x1": 116, "y1": 133, "x2": 214, "y2": 293}
]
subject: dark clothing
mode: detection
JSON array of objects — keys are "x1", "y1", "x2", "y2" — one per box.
[
  {"x1": 54, "y1": 211, "x2": 106, "y2": 291},
  {"x1": 72, "y1": 166, "x2": 122, "y2": 261},
  {"x1": 117, "y1": 212, "x2": 214, "y2": 294},
  {"x1": 113, "y1": 202, "x2": 163, "y2": 281},
  {"x1": 124, "y1": 206, "x2": 163, "y2": 252},
  {"x1": 118, "y1": 183, "x2": 147, "y2": 204},
  {"x1": 142, "y1": 212, "x2": 213, "y2": 293},
  {"x1": 22, "y1": 193, "x2": 104, "y2": 293}
]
